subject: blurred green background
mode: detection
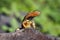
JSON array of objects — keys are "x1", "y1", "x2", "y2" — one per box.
[{"x1": 0, "y1": 0, "x2": 60, "y2": 37}]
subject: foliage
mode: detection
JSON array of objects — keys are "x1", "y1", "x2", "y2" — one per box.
[{"x1": 0, "y1": 0, "x2": 60, "y2": 36}]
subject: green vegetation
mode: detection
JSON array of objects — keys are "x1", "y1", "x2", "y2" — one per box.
[{"x1": 0, "y1": 0, "x2": 60, "y2": 36}]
